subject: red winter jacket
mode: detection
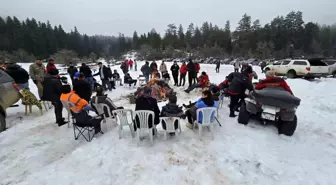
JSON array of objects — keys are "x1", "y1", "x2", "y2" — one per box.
[
  {"x1": 255, "y1": 77, "x2": 293, "y2": 95},
  {"x1": 218, "y1": 80, "x2": 228, "y2": 89},
  {"x1": 180, "y1": 64, "x2": 187, "y2": 75},
  {"x1": 198, "y1": 74, "x2": 209, "y2": 87},
  {"x1": 129, "y1": 59, "x2": 133, "y2": 65},
  {"x1": 195, "y1": 63, "x2": 200, "y2": 73},
  {"x1": 46, "y1": 63, "x2": 57, "y2": 73}
]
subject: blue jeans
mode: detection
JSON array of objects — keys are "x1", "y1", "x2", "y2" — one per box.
[
  {"x1": 85, "y1": 77, "x2": 95, "y2": 90},
  {"x1": 18, "y1": 82, "x2": 29, "y2": 90},
  {"x1": 186, "y1": 84, "x2": 201, "y2": 91}
]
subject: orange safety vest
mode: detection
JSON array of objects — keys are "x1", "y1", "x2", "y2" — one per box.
[{"x1": 60, "y1": 91, "x2": 88, "y2": 113}]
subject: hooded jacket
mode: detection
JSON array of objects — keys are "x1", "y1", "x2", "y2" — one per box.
[
  {"x1": 160, "y1": 103, "x2": 184, "y2": 117},
  {"x1": 5, "y1": 63, "x2": 29, "y2": 84}
]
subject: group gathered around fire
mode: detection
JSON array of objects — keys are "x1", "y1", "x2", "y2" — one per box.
[{"x1": 0, "y1": 58, "x2": 293, "y2": 136}]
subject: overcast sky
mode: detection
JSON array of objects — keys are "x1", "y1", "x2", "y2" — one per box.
[{"x1": 0, "y1": 0, "x2": 335, "y2": 36}]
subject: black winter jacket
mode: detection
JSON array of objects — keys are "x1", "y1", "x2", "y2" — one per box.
[
  {"x1": 187, "y1": 62, "x2": 196, "y2": 76},
  {"x1": 150, "y1": 62, "x2": 157, "y2": 73},
  {"x1": 160, "y1": 103, "x2": 184, "y2": 117},
  {"x1": 170, "y1": 64, "x2": 180, "y2": 74},
  {"x1": 135, "y1": 95, "x2": 160, "y2": 127},
  {"x1": 112, "y1": 72, "x2": 120, "y2": 79},
  {"x1": 141, "y1": 64, "x2": 151, "y2": 75},
  {"x1": 80, "y1": 65, "x2": 92, "y2": 78},
  {"x1": 94, "y1": 66, "x2": 112, "y2": 80},
  {"x1": 5, "y1": 64, "x2": 29, "y2": 84},
  {"x1": 67, "y1": 66, "x2": 78, "y2": 78},
  {"x1": 42, "y1": 74, "x2": 62, "y2": 102},
  {"x1": 227, "y1": 72, "x2": 253, "y2": 95},
  {"x1": 73, "y1": 79, "x2": 92, "y2": 102}
]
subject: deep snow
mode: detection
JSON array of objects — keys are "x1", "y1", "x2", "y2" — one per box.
[{"x1": 0, "y1": 60, "x2": 336, "y2": 185}]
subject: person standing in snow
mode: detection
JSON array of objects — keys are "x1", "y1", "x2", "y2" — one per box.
[
  {"x1": 194, "y1": 61, "x2": 200, "y2": 84},
  {"x1": 141, "y1": 61, "x2": 151, "y2": 83},
  {"x1": 46, "y1": 58, "x2": 57, "y2": 74},
  {"x1": 234, "y1": 60, "x2": 240, "y2": 72},
  {"x1": 150, "y1": 61, "x2": 158, "y2": 77},
  {"x1": 159, "y1": 61, "x2": 168, "y2": 78},
  {"x1": 120, "y1": 60, "x2": 129, "y2": 74},
  {"x1": 187, "y1": 59, "x2": 196, "y2": 87},
  {"x1": 170, "y1": 61, "x2": 180, "y2": 86},
  {"x1": 128, "y1": 59, "x2": 134, "y2": 70},
  {"x1": 215, "y1": 60, "x2": 221, "y2": 73},
  {"x1": 29, "y1": 59, "x2": 46, "y2": 99},
  {"x1": 94, "y1": 62, "x2": 113, "y2": 91},
  {"x1": 179, "y1": 61, "x2": 187, "y2": 86},
  {"x1": 67, "y1": 63, "x2": 78, "y2": 85},
  {"x1": 42, "y1": 68, "x2": 67, "y2": 126},
  {"x1": 134, "y1": 59, "x2": 137, "y2": 71},
  {"x1": 80, "y1": 63, "x2": 94, "y2": 90},
  {"x1": 5, "y1": 62, "x2": 30, "y2": 90},
  {"x1": 73, "y1": 73, "x2": 92, "y2": 102}
]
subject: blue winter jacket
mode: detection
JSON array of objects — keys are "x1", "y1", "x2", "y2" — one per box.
[{"x1": 195, "y1": 98, "x2": 217, "y2": 123}]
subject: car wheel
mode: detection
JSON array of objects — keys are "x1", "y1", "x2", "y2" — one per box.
[
  {"x1": 0, "y1": 113, "x2": 6, "y2": 132},
  {"x1": 332, "y1": 71, "x2": 336, "y2": 78},
  {"x1": 238, "y1": 102, "x2": 250, "y2": 125},
  {"x1": 286, "y1": 70, "x2": 296, "y2": 79},
  {"x1": 278, "y1": 115, "x2": 297, "y2": 136}
]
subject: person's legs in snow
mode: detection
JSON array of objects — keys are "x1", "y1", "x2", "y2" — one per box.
[
  {"x1": 184, "y1": 84, "x2": 200, "y2": 93},
  {"x1": 229, "y1": 95, "x2": 240, "y2": 117},
  {"x1": 188, "y1": 74, "x2": 193, "y2": 87}
]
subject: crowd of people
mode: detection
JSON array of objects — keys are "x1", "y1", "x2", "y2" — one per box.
[{"x1": 0, "y1": 57, "x2": 295, "y2": 139}]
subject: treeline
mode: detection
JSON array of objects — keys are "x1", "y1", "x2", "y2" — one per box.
[{"x1": 1, "y1": 11, "x2": 336, "y2": 63}]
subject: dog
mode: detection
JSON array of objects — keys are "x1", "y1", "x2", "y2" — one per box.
[{"x1": 20, "y1": 89, "x2": 43, "y2": 116}]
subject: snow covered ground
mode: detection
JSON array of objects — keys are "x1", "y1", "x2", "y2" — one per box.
[{"x1": 1, "y1": 61, "x2": 336, "y2": 185}]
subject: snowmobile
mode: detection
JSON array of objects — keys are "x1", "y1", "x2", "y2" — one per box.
[{"x1": 238, "y1": 87, "x2": 301, "y2": 136}]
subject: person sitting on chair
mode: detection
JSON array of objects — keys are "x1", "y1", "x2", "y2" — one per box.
[
  {"x1": 160, "y1": 95, "x2": 185, "y2": 135},
  {"x1": 124, "y1": 73, "x2": 137, "y2": 87},
  {"x1": 60, "y1": 85, "x2": 102, "y2": 134},
  {"x1": 112, "y1": 69, "x2": 123, "y2": 86},
  {"x1": 184, "y1": 71, "x2": 209, "y2": 93},
  {"x1": 91, "y1": 86, "x2": 124, "y2": 118},
  {"x1": 184, "y1": 90, "x2": 217, "y2": 129},
  {"x1": 134, "y1": 86, "x2": 160, "y2": 134}
]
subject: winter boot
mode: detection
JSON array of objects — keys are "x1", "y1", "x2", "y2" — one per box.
[{"x1": 229, "y1": 110, "x2": 236, "y2": 118}]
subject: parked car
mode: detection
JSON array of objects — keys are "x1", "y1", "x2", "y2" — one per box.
[
  {"x1": 0, "y1": 69, "x2": 21, "y2": 132},
  {"x1": 263, "y1": 58, "x2": 329, "y2": 78},
  {"x1": 322, "y1": 59, "x2": 336, "y2": 77}
]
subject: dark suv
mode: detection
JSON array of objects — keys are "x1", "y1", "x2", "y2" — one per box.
[{"x1": 0, "y1": 69, "x2": 21, "y2": 132}]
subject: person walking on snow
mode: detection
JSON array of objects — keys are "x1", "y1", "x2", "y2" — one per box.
[{"x1": 170, "y1": 61, "x2": 180, "y2": 86}]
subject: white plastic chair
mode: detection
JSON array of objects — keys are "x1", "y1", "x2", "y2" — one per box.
[
  {"x1": 42, "y1": 101, "x2": 52, "y2": 111},
  {"x1": 113, "y1": 109, "x2": 135, "y2": 139},
  {"x1": 61, "y1": 100, "x2": 80, "y2": 128},
  {"x1": 160, "y1": 117, "x2": 181, "y2": 140},
  {"x1": 194, "y1": 107, "x2": 217, "y2": 139},
  {"x1": 91, "y1": 102, "x2": 114, "y2": 130},
  {"x1": 134, "y1": 110, "x2": 155, "y2": 145}
]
